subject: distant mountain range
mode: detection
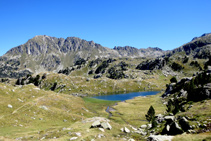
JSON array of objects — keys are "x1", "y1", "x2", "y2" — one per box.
[{"x1": 0, "y1": 33, "x2": 210, "y2": 78}]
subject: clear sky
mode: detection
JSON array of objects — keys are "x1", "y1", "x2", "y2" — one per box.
[{"x1": 0, "y1": 0, "x2": 211, "y2": 56}]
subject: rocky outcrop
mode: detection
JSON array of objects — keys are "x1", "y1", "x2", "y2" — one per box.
[
  {"x1": 162, "y1": 116, "x2": 184, "y2": 135},
  {"x1": 163, "y1": 67, "x2": 211, "y2": 102},
  {"x1": 147, "y1": 135, "x2": 174, "y2": 141},
  {"x1": 178, "y1": 117, "x2": 191, "y2": 132},
  {"x1": 136, "y1": 58, "x2": 168, "y2": 70},
  {"x1": 0, "y1": 58, "x2": 32, "y2": 79},
  {"x1": 114, "y1": 46, "x2": 165, "y2": 58},
  {"x1": 90, "y1": 121, "x2": 112, "y2": 130}
]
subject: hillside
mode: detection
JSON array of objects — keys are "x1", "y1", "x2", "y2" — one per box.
[{"x1": 169, "y1": 33, "x2": 211, "y2": 59}]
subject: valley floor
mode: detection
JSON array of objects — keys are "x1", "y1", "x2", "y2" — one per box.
[{"x1": 0, "y1": 82, "x2": 211, "y2": 140}]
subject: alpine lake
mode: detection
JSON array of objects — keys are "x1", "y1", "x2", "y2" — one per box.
[{"x1": 92, "y1": 91, "x2": 160, "y2": 101}]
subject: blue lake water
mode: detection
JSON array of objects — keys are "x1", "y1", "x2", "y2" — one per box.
[{"x1": 92, "y1": 91, "x2": 160, "y2": 101}]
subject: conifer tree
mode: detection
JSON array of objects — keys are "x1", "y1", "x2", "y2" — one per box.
[{"x1": 145, "y1": 105, "x2": 155, "y2": 123}]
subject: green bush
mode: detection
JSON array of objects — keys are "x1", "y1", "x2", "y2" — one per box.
[
  {"x1": 170, "y1": 76, "x2": 177, "y2": 83},
  {"x1": 171, "y1": 62, "x2": 183, "y2": 71},
  {"x1": 183, "y1": 56, "x2": 189, "y2": 63},
  {"x1": 190, "y1": 61, "x2": 202, "y2": 70},
  {"x1": 166, "y1": 99, "x2": 180, "y2": 115}
]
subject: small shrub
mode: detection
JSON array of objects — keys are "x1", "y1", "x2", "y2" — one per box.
[
  {"x1": 50, "y1": 82, "x2": 57, "y2": 91},
  {"x1": 16, "y1": 78, "x2": 21, "y2": 85},
  {"x1": 75, "y1": 58, "x2": 86, "y2": 66},
  {"x1": 42, "y1": 73, "x2": 47, "y2": 79},
  {"x1": 190, "y1": 61, "x2": 202, "y2": 70},
  {"x1": 34, "y1": 75, "x2": 40, "y2": 86},
  {"x1": 170, "y1": 76, "x2": 177, "y2": 83},
  {"x1": 88, "y1": 70, "x2": 93, "y2": 75},
  {"x1": 171, "y1": 62, "x2": 183, "y2": 71},
  {"x1": 166, "y1": 99, "x2": 180, "y2": 115},
  {"x1": 183, "y1": 56, "x2": 189, "y2": 63}
]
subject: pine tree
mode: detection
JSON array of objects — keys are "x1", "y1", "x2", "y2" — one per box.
[
  {"x1": 145, "y1": 105, "x2": 155, "y2": 123},
  {"x1": 151, "y1": 116, "x2": 157, "y2": 128}
]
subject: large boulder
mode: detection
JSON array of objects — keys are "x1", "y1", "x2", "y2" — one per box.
[
  {"x1": 147, "y1": 135, "x2": 174, "y2": 141},
  {"x1": 162, "y1": 83, "x2": 176, "y2": 97},
  {"x1": 91, "y1": 121, "x2": 101, "y2": 128},
  {"x1": 162, "y1": 122, "x2": 183, "y2": 135},
  {"x1": 70, "y1": 137, "x2": 78, "y2": 140},
  {"x1": 7, "y1": 104, "x2": 13, "y2": 108},
  {"x1": 178, "y1": 117, "x2": 191, "y2": 131},
  {"x1": 178, "y1": 89, "x2": 188, "y2": 98},
  {"x1": 140, "y1": 124, "x2": 147, "y2": 129},
  {"x1": 207, "y1": 66, "x2": 211, "y2": 73},
  {"x1": 164, "y1": 116, "x2": 175, "y2": 123},
  {"x1": 124, "y1": 127, "x2": 130, "y2": 133},
  {"x1": 101, "y1": 122, "x2": 112, "y2": 130},
  {"x1": 91, "y1": 120, "x2": 112, "y2": 130},
  {"x1": 155, "y1": 114, "x2": 164, "y2": 123}
]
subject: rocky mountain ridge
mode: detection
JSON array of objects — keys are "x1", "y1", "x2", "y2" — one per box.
[
  {"x1": 113, "y1": 46, "x2": 164, "y2": 57},
  {"x1": 0, "y1": 35, "x2": 165, "y2": 75},
  {"x1": 0, "y1": 33, "x2": 211, "y2": 78}
]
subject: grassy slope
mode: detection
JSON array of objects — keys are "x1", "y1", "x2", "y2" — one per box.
[
  {"x1": 83, "y1": 97, "x2": 119, "y2": 117},
  {"x1": 0, "y1": 83, "x2": 132, "y2": 140},
  {"x1": 173, "y1": 132, "x2": 211, "y2": 141},
  {"x1": 110, "y1": 93, "x2": 166, "y2": 127},
  {"x1": 1, "y1": 82, "x2": 210, "y2": 140},
  {"x1": 0, "y1": 82, "x2": 167, "y2": 140},
  {"x1": 0, "y1": 83, "x2": 88, "y2": 139}
]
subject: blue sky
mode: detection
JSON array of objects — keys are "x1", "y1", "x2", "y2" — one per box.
[{"x1": 0, "y1": 0, "x2": 210, "y2": 56}]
